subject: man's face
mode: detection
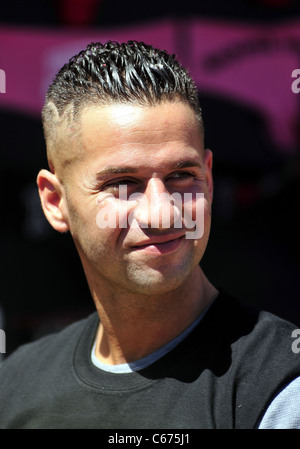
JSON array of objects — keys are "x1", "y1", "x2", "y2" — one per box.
[{"x1": 60, "y1": 101, "x2": 213, "y2": 296}]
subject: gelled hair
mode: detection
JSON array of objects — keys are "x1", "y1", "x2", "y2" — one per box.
[{"x1": 42, "y1": 41, "x2": 203, "y2": 166}]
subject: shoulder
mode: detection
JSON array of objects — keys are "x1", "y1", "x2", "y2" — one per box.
[
  {"x1": 0, "y1": 312, "x2": 98, "y2": 389},
  {"x1": 0, "y1": 312, "x2": 99, "y2": 429},
  {"x1": 259, "y1": 376, "x2": 300, "y2": 428},
  {"x1": 212, "y1": 290, "x2": 300, "y2": 428},
  {"x1": 216, "y1": 290, "x2": 300, "y2": 375},
  {"x1": 214, "y1": 289, "x2": 298, "y2": 350},
  {"x1": 233, "y1": 298, "x2": 298, "y2": 365}
]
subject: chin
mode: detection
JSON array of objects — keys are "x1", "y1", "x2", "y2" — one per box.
[{"x1": 125, "y1": 258, "x2": 198, "y2": 295}]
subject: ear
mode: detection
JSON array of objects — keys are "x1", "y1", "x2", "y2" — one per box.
[
  {"x1": 37, "y1": 169, "x2": 70, "y2": 233},
  {"x1": 204, "y1": 149, "x2": 214, "y2": 202}
]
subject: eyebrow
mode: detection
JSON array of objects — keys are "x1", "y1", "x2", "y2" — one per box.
[
  {"x1": 95, "y1": 167, "x2": 138, "y2": 180},
  {"x1": 95, "y1": 160, "x2": 202, "y2": 180},
  {"x1": 173, "y1": 160, "x2": 202, "y2": 169}
]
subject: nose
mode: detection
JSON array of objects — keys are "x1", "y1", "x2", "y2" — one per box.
[{"x1": 132, "y1": 178, "x2": 179, "y2": 229}]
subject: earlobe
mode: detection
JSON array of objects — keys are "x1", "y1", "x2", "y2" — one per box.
[{"x1": 37, "y1": 169, "x2": 70, "y2": 233}]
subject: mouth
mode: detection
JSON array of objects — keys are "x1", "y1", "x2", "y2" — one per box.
[{"x1": 132, "y1": 234, "x2": 186, "y2": 255}]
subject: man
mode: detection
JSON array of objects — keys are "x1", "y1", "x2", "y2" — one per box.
[{"x1": 0, "y1": 41, "x2": 299, "y2": 429}]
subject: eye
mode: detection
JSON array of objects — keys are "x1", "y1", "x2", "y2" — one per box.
[
  {"x1": 167, "y1": 171, "x2": 195, "y2": 181},
  {"x1": 101, "y1": 178, "x2": 138, "y2": 193}
]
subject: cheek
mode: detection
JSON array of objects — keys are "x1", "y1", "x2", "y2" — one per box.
[
  {"x1": 95, "y1": 195, "x2": 132, "y2": 230},
  {"x1": 72, "y1": 214, "x2": 118, "y2": 266},
  {"x1": 66, "y1": 197, "x2": 104, "y2": 253}
]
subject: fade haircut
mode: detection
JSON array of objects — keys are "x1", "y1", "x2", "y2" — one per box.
[{"x1": 42, "y1": 40, "x2": 203, "y2": 173}]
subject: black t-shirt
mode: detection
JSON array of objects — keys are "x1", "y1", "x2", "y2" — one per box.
[{"x1": 0, "y1": 290, "x2": 299, "y2": 429}]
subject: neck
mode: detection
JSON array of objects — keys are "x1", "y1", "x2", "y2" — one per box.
[{"x1": 89, "y1": 266, "x2": 218, "y2": 365}]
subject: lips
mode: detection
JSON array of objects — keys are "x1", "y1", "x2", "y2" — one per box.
[{"x1": 132, "y1": 233, "x2": 186, "y2": 255}]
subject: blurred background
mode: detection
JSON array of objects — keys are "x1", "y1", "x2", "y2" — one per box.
[{"x1": 0, "y1": 0, "x2": 299, "y2": 357}]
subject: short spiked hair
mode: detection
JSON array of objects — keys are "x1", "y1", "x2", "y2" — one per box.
[{"x1": 42, "y1": 41, "x2": 203, "y2": 172}]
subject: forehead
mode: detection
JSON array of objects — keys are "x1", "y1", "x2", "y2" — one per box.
[{"x1": 77, "y1": 102, "x2": 204, "y2": 170}]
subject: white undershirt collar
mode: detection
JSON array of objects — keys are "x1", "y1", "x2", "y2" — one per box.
[{"x1": 91, "y1": 301, "x2": 213, "y2": 374}]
